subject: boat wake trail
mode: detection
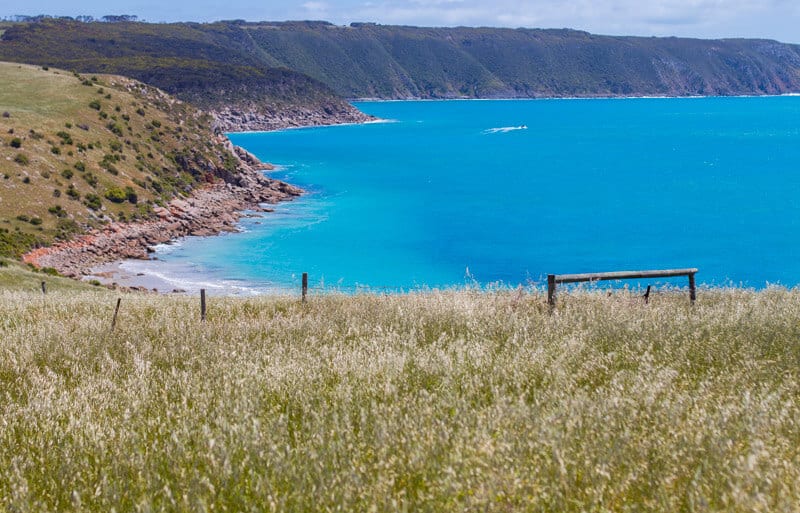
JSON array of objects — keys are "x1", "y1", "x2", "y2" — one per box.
[{"x1": 483, "y1": 125, "x2": 528, "y2": 134}]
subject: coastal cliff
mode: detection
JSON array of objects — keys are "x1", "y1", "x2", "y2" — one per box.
[
  {"x1": 211, "y1": 101, "x2": 373, "y2": 132},
  {"x1": 23, "y1": 164, "x2": 301, "y2": 278},
  {"x1": 0, "y1": 62, "x2": 303, "y2": 276}
]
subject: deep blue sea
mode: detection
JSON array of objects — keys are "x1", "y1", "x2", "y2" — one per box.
[{"x1": 120, "y1": 97, "x2": 800, "y2": 294}]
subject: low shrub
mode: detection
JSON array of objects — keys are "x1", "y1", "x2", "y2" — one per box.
[
  {"x1": 125, "y1": 186, "x2": 138, "y2": 204},
  {"x1": 103, "y1": 187, "x2": 127, "y2": 203},
  {"x1": 48, "y1": 205, "x2": 67, "y2": 218},
  {"x1": 82, "y1": 173, "x2": 98, "y2": 187},
  {"x1": 84, "y1": 193, "x2": 102, "y2": 210},
  {"x1": 55, "y1": 131, "x2": 73, "y2": 145}
]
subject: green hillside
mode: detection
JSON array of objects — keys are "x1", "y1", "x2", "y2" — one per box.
[
  {"x1": 0, "y1": 62, "x2": 245, "y2": 258},
  {"x1": 1, "y1": 19, "x2": 798, "y2": 102},
  {"x1": 243, "y1": 23, "x2": 800, "y2": 98}
]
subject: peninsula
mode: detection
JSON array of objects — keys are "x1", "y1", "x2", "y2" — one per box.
[
  {"x1": 1, "y1": 18, "x2": 799, "y2": 129},
  {"x1": 0, "y1": 62, "x2": 301, "y2": 278}
]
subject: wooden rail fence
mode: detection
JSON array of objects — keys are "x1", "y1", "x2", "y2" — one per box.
[
  {"x1": 37, "y1": 269, "x2": 698, "y2": 328},
  {"x1": 547, "y1": 268, "x2": 698, "y2": 307}
]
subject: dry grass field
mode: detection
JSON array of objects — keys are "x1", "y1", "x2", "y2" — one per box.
[{"x1": 1, "y1": 272, "x2": 798, "y2": 511}]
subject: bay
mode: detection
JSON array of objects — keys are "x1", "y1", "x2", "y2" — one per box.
[{"x1": 125, "y1": 97, "x2": 800, "y2": 293}]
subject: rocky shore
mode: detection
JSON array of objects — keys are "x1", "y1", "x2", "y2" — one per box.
[
  {"x1": 212, "y1": 102, "x2": 375, "y2": 132},
  {"x1": 21, "y1": 99, "x2": 376, "y2": 283},
  {"x1": 23, "y1": 150, "x2": 302, "y2": 279}
]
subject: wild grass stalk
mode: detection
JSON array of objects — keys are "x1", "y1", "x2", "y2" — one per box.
[{"x1": 1, "y1": 288, "x2": 798, "y2": 511}]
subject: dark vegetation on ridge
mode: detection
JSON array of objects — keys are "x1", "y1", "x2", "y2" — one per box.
[
  {"x1": 0, "y1": 20, "x2": 373, "y2": 130},
  {"x1": 0, "y1": 19, "x2": 799, "y2": 105}
]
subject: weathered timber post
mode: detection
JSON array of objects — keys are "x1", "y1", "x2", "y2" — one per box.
[
  {"x1": 547, "y1": 268, "x2": 698, "y2": 310},
  {"x1": 200, "y1": 289, "x2": 207, "y2": 321},
  {"x1": 547, "y1": 274, "x2": 556, "y2": 308},
  {"x1": 41, "y1": 281, "x2": 46, "y2": 295},
  {"x1": 111, "y1": 298, "x2": 121, "y2": 331},
  {"x1": 302, "y1": 273, "x2": 308, "y2": 303}
]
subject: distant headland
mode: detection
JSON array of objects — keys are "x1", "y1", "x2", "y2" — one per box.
[{"x1": 1, "y1": 18, "x2": 799, "y2": 132}]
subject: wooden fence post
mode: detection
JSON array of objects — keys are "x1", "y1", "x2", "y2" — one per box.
[
  {"x1": 111, "y1": 298, "x2": 121, "y2": 331},
  {"x1": 200, "y1": 289, "x2": 206, "y2": 321},
  {"x1": 547, "y1": 268, "x2": 698, "y2": 309},
  {"x1": 41, "y1": 281, "x2": 46, "y2": 295},
  {"x1": 302, "y1": 273, "x2": 308, "y2": 303}
]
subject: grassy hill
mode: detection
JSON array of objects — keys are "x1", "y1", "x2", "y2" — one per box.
[
  {"x1": 0, "y1": 286, "x2": 798, "y2": 510},
  {"x1": 1, "y1": 19, "x2": 799, "y2": 102},
  {"x1": 0, "y1": 62, "x2": 246, "y2": 258}
]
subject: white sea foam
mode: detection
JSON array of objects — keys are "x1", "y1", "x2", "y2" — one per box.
[
  {"x1": 149, "y1": 240, "x2": 183, "y2": 255},
  {"x1": 117, "y1": 260, "x2": 291, "y2": 296}
]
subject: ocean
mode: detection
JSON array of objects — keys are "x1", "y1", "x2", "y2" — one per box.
[{"x1": 117, "y1": 97, "x2": 800, "y2": 294}]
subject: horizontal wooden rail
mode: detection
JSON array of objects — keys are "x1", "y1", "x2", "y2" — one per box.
[{"x1": 547, "y1": 268, "x2": 698, "y2": 307}]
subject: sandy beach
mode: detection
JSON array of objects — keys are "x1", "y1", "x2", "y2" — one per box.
[
  {"x1": 83, "y1": 236, "x2": 299, "y2": 296},
  {"x1": 84, "y1": 261, "x2": 179, "y2": 293}
]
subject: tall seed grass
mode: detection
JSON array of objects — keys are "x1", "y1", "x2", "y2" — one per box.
[{"x1": 1, "y1": 288, "x2": 799, "y2": 511}]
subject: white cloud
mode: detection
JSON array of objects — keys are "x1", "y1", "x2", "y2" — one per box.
[
  {"x1": 334, "y1": 0, "x2": 799, "y2": 42},
  {"x1": 302, "y1": 1, "x2": 330, "y2": 16},
  {"x1": 33, "y1": 0, "x2": 795, "y2": 42}
]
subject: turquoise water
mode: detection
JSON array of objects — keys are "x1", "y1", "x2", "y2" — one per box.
[{"x1": 125, "y1": 97, "x2": 800, "y2": 293}]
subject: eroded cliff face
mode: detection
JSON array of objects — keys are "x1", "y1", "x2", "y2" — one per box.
[
  {"x1": 0, "y1": 63, "x2": 305, "y2": 274},
  {"x1": 23, "y1": 158, "x2": 302, "y2": 277},
  {"x1": 211, "y1": 101, "x2": 374, "y2": 133}
]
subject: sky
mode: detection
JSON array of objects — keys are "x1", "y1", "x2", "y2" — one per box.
[{"x1": 4, "y1": 0, "x2": 800, "y2": 44}]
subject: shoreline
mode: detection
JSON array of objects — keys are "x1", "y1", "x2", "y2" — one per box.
[
  {"x1": 211, "y1": 103, "x2": 376, "y2": 133},
  {"x1": 228, "y1": 117, "x2": 394, "y2": 135},
  {"x1": 20, "y1": 104, "x2": 377, "y2": 291},
  {"x1": 25, "y1": 95, "x2": 796, "y2": 294},
  {"x1": 85, "y1": 257, "x2": 295, "y2": 295},
  {"x1": 23, "y1": 156, "x2": 303, "y2": 286},
  {"x1": 351, "y1": 92, "x2": 800, "y2": 102}
]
